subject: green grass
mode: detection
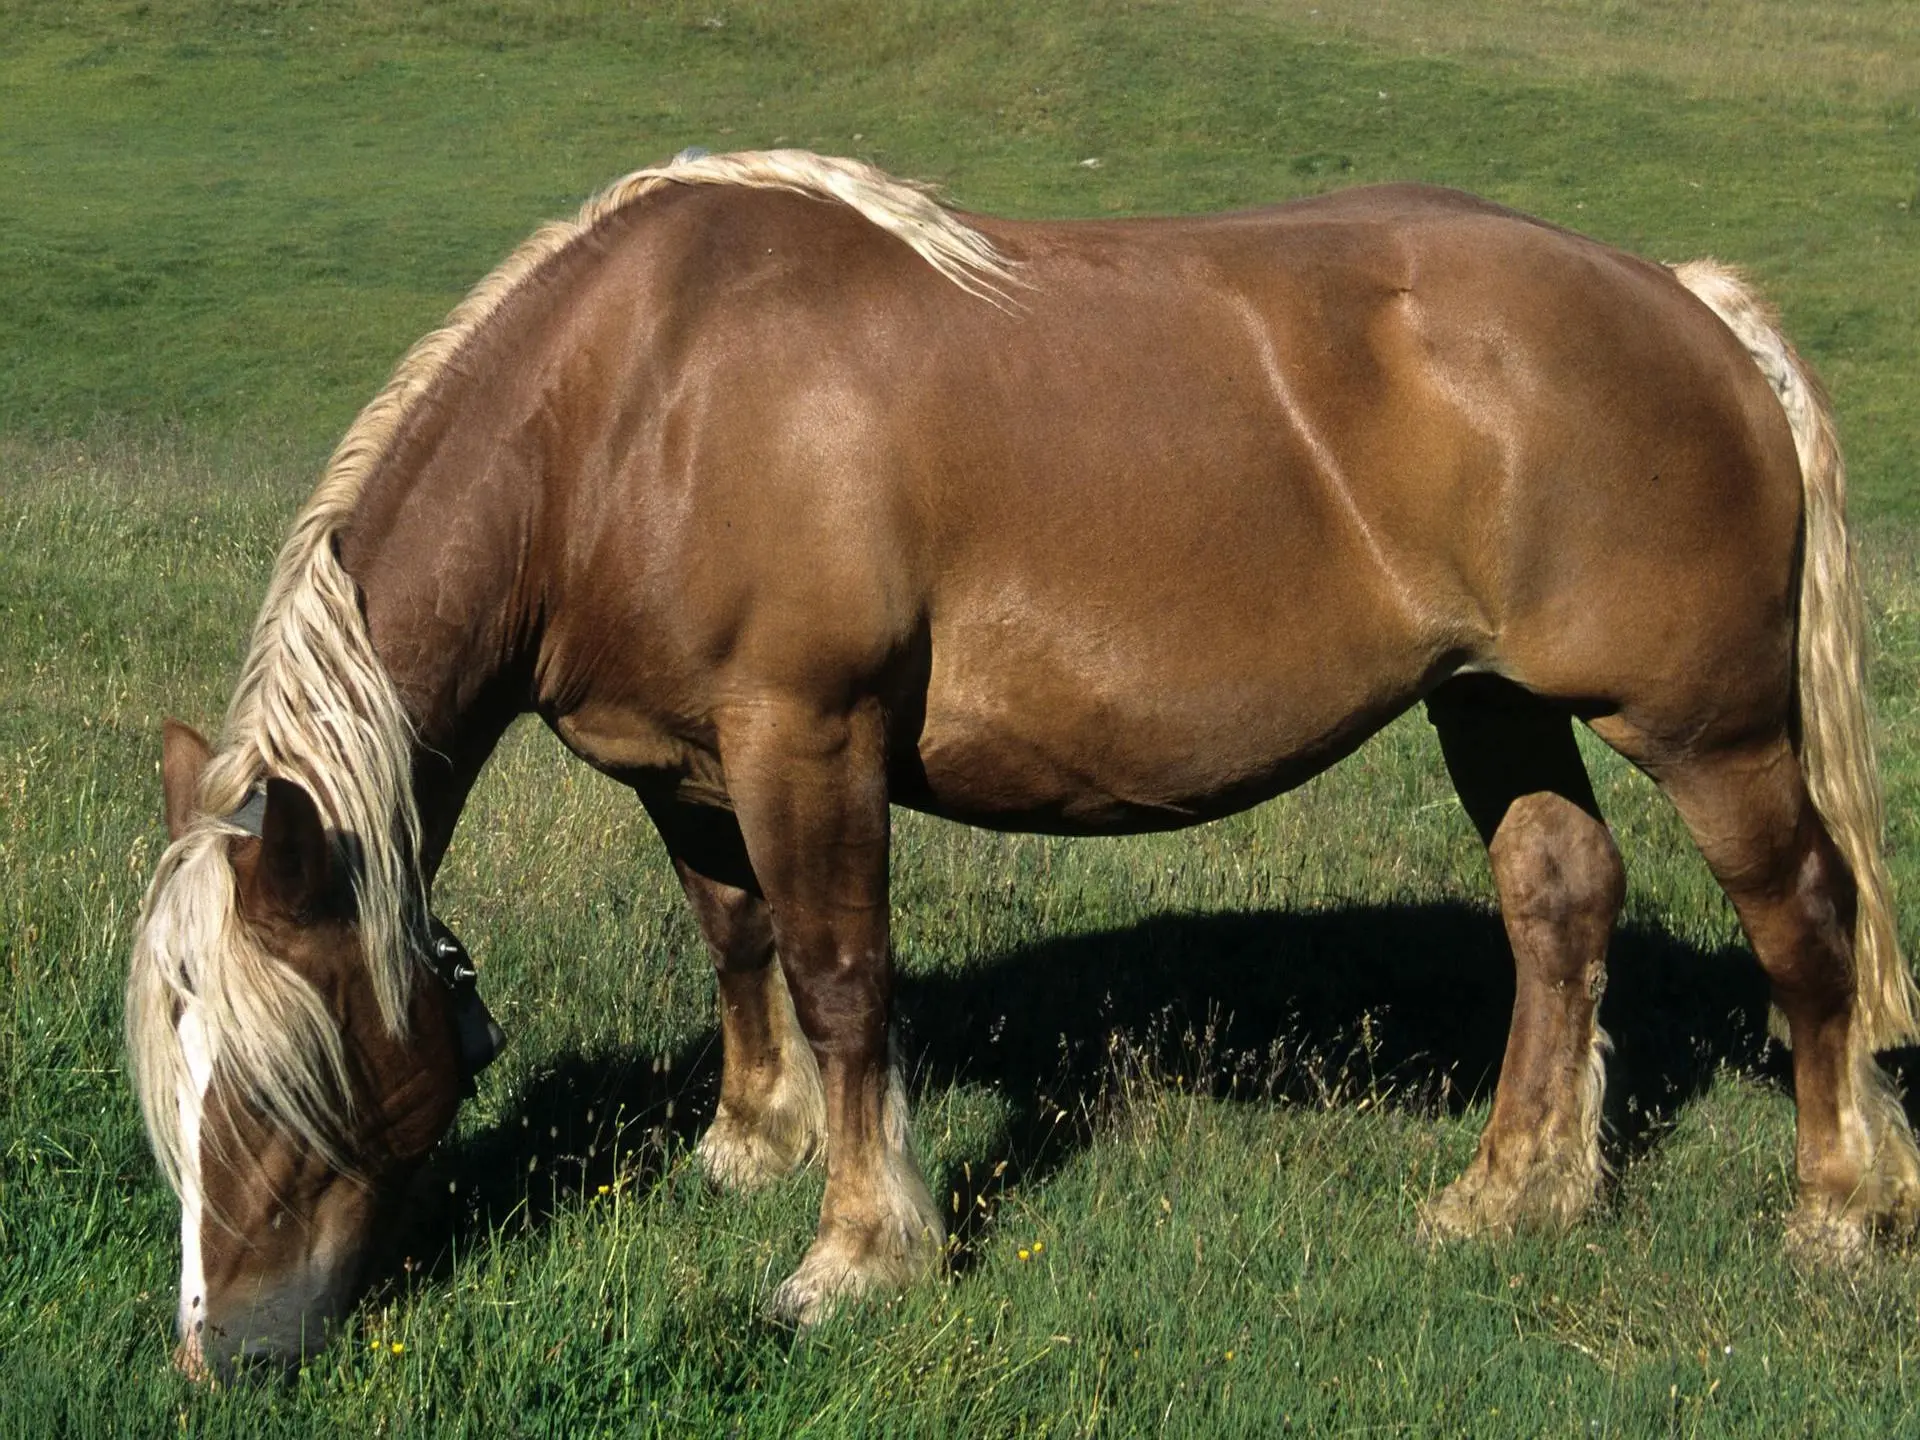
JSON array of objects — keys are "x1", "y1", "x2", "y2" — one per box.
[{"x1": 5, "y1": 2, "x2": 1920, "y2": 1434}]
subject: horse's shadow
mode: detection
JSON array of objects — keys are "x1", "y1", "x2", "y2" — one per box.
[
  {"x1": 901, "y1": 903, "x2": 1795, "y2": 1262},
  {"x1": 382, "y1": 899, "x2": 1866, "y2": 1290}
]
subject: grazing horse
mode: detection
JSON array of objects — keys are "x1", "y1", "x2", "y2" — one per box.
[{"x1": 128, "y1": 150, "x2": 1920, "y2": 1378}]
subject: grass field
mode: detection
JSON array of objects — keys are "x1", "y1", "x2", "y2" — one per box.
[{"x1": 5, "y1": 2, "x2": 1920, "y2": 1434}]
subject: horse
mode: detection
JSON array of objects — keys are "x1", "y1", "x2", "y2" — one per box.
[{"x1": 127, "y1": 149, "x2": 1920, "y2": 1379}]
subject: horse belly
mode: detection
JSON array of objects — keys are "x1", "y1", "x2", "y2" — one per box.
[{"x1": 908, "y1": 609, "x2": 1429, "y2": 834}]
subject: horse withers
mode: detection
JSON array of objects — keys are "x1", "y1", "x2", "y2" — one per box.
[{"x1": 128, "y1": 150, "x2": 1920, "y2": 1378}]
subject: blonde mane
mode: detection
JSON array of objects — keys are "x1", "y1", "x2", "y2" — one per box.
[{"x1": 127, "y1": 150, "x2": 1013, "y2": 1198}]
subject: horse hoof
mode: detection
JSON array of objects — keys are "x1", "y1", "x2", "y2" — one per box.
[
  {"x1": 767, "y1": 1267, "x2": 844, "y2": 1329},
  {"x1": 764, "y1": 1215, "x2": 943, "y2": 1327},
  {"x1": 1417, "y1": 1161, "x2": 1595, "y2": 1245},
  {"x1": 766, "y1": 1247, "x2": 882, "y2": 1329},
  {"x1": 1416, "y1": 1185, "x2": 1503, "y2": 1246},
  {"x1": 1783, "y1": 1206, "x2": 1870, "y2": 1265}
]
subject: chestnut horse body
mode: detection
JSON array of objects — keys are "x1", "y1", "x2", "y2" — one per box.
[{"x1": 130, "y1": 152, "x2": 1920, "y2": 1375}]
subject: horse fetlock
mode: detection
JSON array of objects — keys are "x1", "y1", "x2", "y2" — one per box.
[
  {"x1": 1789, "y1": 1054, "x2": 1920, "y2": 1246},
  {"x1": 1796, "y1": 1098, "x2": 1920, "y2": 1243},
  {"x1": 697, "y1": 1102, "x2": 822, "y2": 1191},
  {"x1": 770, "y1": 1135, "x2": 947, "y2": 1326},
  {"x1": 698, "y1": 1058, "x2": 827, "y2": 1193}
]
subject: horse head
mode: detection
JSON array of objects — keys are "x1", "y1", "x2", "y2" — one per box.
[{"x1": 141, "y1": 722, "x2": 500, "y2": 1380}]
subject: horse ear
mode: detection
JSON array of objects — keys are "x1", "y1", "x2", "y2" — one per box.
[
  {"x1": 162, "y1": 720, "x2": 212, "y2": 840},
  {"x1": 254, "y1": 776, "x2": 334, "y2": 917}
]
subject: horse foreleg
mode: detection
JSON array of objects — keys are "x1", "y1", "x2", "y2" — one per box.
[
  {"x1": 1649, "y1": 739, "x2": 1920, "y2": 1254},
  {"x1": 642, "y1": 796, "x2": 824, "y2": 1190},
  {"x1": 1421, "y1": 680, "x2": 1623, "y2": 1239},
  {"x1": 719, "y1": 700, "x2": 943, "y2": 1325}
]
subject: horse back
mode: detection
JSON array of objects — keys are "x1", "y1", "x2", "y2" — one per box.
[{"x1": 512, "y1": 183, "x2": 1802, "y2": 829}]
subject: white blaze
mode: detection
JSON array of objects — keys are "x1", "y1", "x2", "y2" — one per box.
[{"x1": 176, "y1": 1002, "x2": 214, "y2": 1346}]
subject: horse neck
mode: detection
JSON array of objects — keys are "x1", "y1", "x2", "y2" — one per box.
[{"x1": 333, "y1": 410, "x2": 545, "y2": 880}]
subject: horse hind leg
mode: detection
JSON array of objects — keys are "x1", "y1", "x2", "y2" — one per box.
[
  {"x1": 1420, "y1": 678, "x2": 1623, "y2": 1240},
  {"x1": 643, "y1": 797, "x2": 826, "y2": 1192},
  {"x1": 1632, "y1": 735, "x2": 1920, "y2": 1252}
]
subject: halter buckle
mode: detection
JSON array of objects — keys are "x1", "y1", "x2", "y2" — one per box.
[{"x1": 426, "y1": 919, "x2": 507, "y2": 1088}]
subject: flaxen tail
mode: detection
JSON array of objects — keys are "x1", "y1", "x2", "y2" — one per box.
[{"x1": 1673, "y1": 259, "x2": 1919, "y2": 1051}]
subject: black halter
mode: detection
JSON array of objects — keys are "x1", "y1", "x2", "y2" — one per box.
[
  {"x1": 225, "y1": 787, "x2": 506, "y2": 1087},
  {"x1": 424, "y1": 918, "x2": 508, "y2": 1090}
]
